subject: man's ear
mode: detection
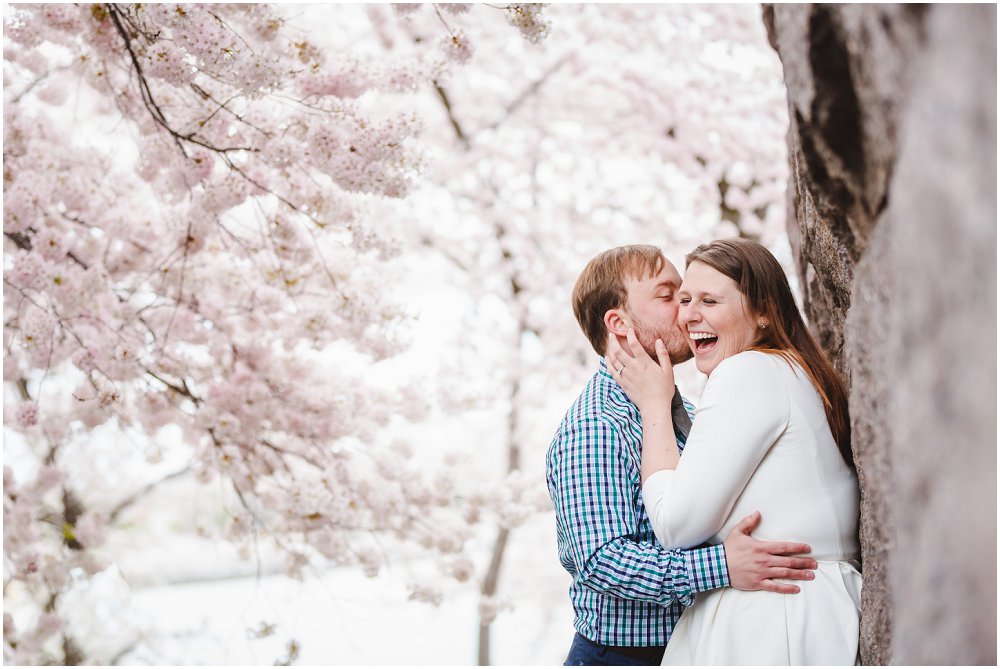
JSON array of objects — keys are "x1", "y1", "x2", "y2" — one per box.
[{"x1": 604, "y1": 309, "x2": 629, "y2": 338}]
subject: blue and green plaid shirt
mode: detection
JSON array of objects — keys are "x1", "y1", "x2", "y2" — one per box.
[{"x1": 546, "y1": 360, "x2": 730, "y2": 647}]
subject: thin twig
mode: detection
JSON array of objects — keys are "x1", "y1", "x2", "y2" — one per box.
[
  {"x1": 105, "y1": 4, "x2": 257, "y2": 156},
  {"x1": 486, "y1": 54, "x2": 570, "y2": 131},
  {"x1": 108, "y1": 466, "x2": 193, "y2": 523},
  {"x1": 10, "y1": 70, "x2": 51, "y2": 104},
  {"x1": 432, "y1": 4, "x2": 457, "y2": 37},
  {"x1": 432, "y1": 82, "x2": 470, "y2": 148}
]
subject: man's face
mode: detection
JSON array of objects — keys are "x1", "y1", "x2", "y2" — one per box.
[{"x1": 621, "y1": 261, "x2": 693, "y2": 365}]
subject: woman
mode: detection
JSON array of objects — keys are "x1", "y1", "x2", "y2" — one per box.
[{"x1": 606, "y1": 238, "x2": 861, "y2": 665}]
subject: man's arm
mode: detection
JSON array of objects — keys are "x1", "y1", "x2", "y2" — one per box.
[
  {"x1": 547, "y1": 417, "x2": 728, "y2": 607},
  {"x1": 577, "y1": 537, "x2": 728, "y2": 608},
  {"x1": 548, "y1": 417, "x2": 816, "y2": 600}
]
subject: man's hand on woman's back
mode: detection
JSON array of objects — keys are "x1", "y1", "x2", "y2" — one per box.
[{"x1": 723, "y1": 511, "x2": 817, "y2": 594}]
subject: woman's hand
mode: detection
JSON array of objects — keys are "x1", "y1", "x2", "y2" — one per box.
[{"x1": 606, "y1": 328, "x2": 676, "y2": 415}]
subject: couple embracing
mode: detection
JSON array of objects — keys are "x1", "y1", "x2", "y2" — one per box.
[{"x1": 546, "y1": 239, "x2": 862, "y2": 666}]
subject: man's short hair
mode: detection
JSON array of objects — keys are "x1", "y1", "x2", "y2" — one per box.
[{"x1": 572, "y1": 245, "x2": 666, "y2": 356}]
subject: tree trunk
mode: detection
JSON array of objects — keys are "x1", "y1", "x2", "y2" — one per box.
[
  {"x1": 477, "y1": 525, "x2": 511, "y2": 665},
  {"x1": 476, "y1": 260, "x2": 524, "y2": 665}
]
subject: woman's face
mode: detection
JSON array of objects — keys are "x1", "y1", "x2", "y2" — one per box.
[{"x1": 678, "y1": 261, "x2": 759, "y2": 376}]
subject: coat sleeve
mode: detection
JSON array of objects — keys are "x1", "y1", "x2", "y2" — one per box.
[{"x1": 642, "y1": 352, "x2": 791, "y2": 549}]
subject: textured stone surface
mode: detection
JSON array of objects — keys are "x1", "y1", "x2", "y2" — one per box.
[
  {"x1": 764, "y1": 4, "x2": 996, "y2": 664},
  {"x1": 882, "y1": 6, "x2": 997, "y2": 663},
  {"x1": 843, "y1": 220, "x2": 894, "y2": 665}
]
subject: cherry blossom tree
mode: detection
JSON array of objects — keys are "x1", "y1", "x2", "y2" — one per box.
[
  {"x1": 364, "y1": 4, "x2": 790, "y2": 663},
  {"x1": 4, "y1": 3, "x2": 791, "y2": 665},
  {"x1": 2, "y1": 4, "x2": 554, "y2": 664}
]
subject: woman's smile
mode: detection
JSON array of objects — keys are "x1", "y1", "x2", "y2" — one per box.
[{"x1": 689, "y1": 330, "x2": 719, "y2": 355}]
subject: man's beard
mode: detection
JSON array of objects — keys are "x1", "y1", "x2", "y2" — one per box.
[{"x1": 630, "y1": 312, "x2": 693, "y2": 366}]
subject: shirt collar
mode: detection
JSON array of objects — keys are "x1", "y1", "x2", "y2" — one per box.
[
  {"x1": 597, "y1": 359, "x2": 686, "y2": 411},
  {"x1": 597, "y1": 357, "x2": 614, "y2": 382}
]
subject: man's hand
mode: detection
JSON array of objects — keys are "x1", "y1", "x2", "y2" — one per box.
[{"x1": 723, "y1": 511, "x2": 817, "y2": 594}]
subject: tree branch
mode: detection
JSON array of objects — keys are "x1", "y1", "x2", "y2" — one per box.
[
  {"x1": 108, "y1": 466, "x2": 193, "y2": 523},
  {"x1": 432, "y1": 82, "x2": 470, "y2": 149},
  {"x1": 105, "y1": 3, "x2": 257, "y2": 156},
  {"x1": 10, "y1": 70, "x2": 50, "y2": 104},
  {"x1": 4, "y1": 231, "x2": 31, "y2": 251},
  {"x1": 16, "y1": 377, "x2": 31, "y2": 402},
  {"x1": 486, "y1": 54, "x2": 570, "y2": 131},
  {"x1": 144, "y1": 369, "x2": 201, "y2": 405}
]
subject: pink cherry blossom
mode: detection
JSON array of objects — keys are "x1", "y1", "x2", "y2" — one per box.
[
  {"x1": 15, "y1": 401, "x2": 38, "y2": 428},
  {"x1": 504, "y1": 4, "x2": 551, "y2": 44}
]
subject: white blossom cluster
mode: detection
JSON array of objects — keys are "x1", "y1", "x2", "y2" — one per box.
[{"x1": 504, "y1": 4, "x2": 551, "y2": 44}]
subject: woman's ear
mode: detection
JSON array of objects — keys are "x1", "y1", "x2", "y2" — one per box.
[{"x1": 604, "y1": 309, "x2": 629, "y2": 338}]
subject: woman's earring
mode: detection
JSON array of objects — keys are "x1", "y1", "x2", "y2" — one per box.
[{"x1": 759, "y1": 321, "x2": 767, "y2": 329}]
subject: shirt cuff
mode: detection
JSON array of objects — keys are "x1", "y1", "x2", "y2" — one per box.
[{"x1": 685, "y1": 543, "x2": 730, "y2": 592}]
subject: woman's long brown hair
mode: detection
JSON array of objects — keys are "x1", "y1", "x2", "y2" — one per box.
[{"x1": 686, "y1": 238, "x2": 854, "y2": 469}]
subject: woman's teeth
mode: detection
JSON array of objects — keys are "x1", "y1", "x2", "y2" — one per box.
[{"x1": 690, "y1": 332, "x2": 718, "y2": 353}]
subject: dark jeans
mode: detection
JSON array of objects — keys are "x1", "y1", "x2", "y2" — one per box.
[{"x1": 564, "y1": 633, "x2": 666, "y2": 666}]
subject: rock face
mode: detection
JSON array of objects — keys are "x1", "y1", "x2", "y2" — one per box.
[{"x1": 763, "y1": 5, "x2": 996, "y2": 664}]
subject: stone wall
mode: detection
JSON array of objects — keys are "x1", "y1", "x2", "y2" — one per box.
[{"x1": 763, "y1": 5, "x2": 996, "y2": 664}]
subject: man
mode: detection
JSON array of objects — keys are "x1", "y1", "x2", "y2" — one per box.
[{"x1": 547, "y1": 245, "x2": 818, "y2": 666}]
